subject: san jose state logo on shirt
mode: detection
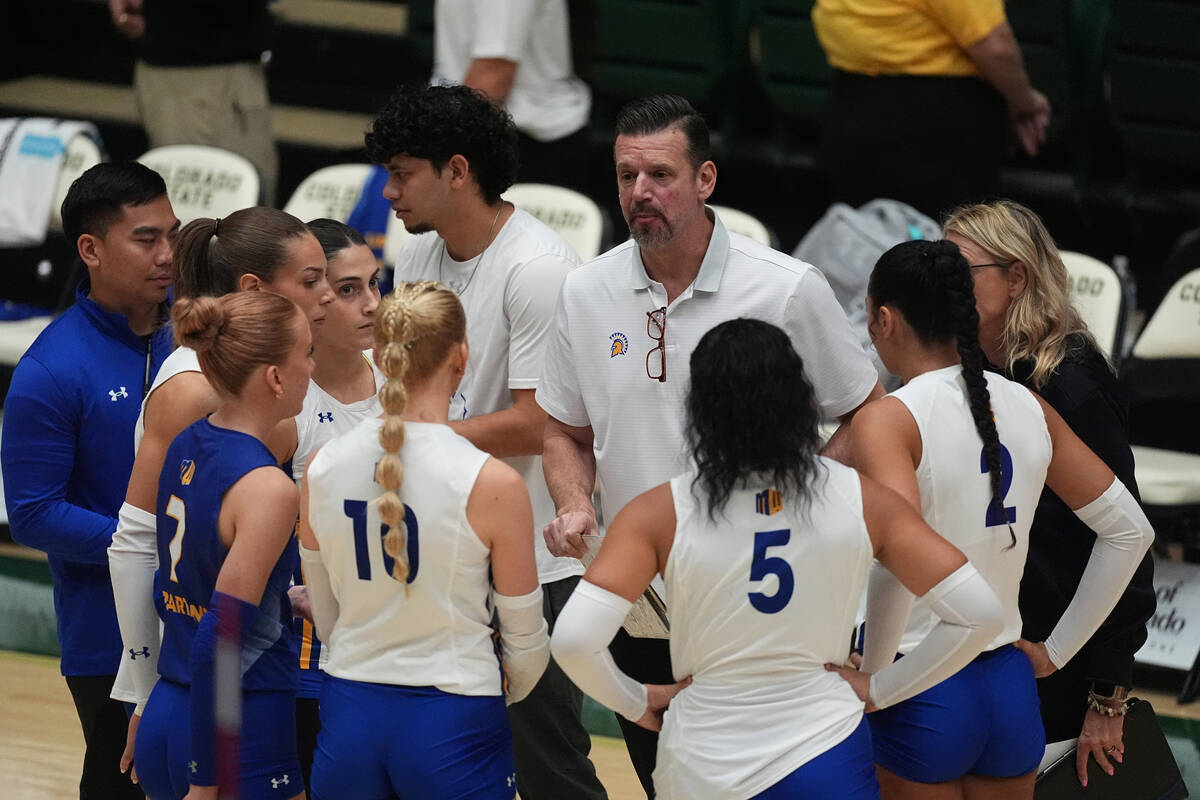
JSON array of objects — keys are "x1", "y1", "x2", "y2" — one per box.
[
  {"x1": 609, "y1": 332, "x2": 629, "y2": 358},
  {"x1": 180, "y1": 459, "x2": 196, "y2": 486},
  {"x1": 755, "y1": 488, "x2": 782, "y2": 515}
]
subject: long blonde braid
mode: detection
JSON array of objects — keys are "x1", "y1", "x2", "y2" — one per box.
[{"x1": 372, "y1": 281, "x2": 467, "y2": 583}]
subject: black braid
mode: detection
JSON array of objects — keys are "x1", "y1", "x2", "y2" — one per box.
[
  {"x1": 928, "y1": 246, "x2": 1016, "y2": 548},
  {"x1": 868, "y1": 239, "x2": 1017, "y2": 548}
]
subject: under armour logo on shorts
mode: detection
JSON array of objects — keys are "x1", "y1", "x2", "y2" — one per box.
[
  {"x1": 109, "y1": 386, "x2": 128, "y2": 401},
  {"x1": 129, "y1": 647, "x2": 150, "y2": 659},
  {"x1": 317, "y1": 411, "x2": 334, "y2": 423},
  {"x1": 271, "y1": 775, "x2": 290, "y2": 789}
]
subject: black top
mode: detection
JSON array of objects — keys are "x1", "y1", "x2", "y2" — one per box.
[
  {"x1": 140, "y1": 0, "x2": 271, "y2": 67},
  {"x1": 1012, "y1": 335, "x2": 1156, "y2": 688}
]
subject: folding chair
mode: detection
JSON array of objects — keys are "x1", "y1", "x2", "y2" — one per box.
[
  {"x1": 137, "y1": 145, "x2": 260, "y2": 224},
  {"x1": 1121, "y1": 268, "x2": 1200, "y2": 549},
  {"x1": 282, "y1": 163, "x2": 373, "y2": 223},
  {"x1": 504, "y1": 183, "x2": 609, "y2": 261}
]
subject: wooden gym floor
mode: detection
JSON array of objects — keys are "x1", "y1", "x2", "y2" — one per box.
[{"x1": 0, "y1": 650, "x2": 644, "y2": 799}]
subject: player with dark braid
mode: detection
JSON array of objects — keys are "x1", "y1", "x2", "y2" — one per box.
[
  {"x1": 837, "y1": 240, "x2": 1154, "y2": 799},
  {"x1": 930, "y1": 245, "x2": 1015, "y2": 549}
]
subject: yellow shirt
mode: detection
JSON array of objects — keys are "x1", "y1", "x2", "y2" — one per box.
[{"x1": 813, "y1": 0, "x2": 1005, "y2": 77}]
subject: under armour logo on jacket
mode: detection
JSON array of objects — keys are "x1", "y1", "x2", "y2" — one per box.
[
  {"x1": 317, "y1": 411, "x2": 334, "y2": 423},
  {"x1": 271, "y1": 775, "x2": 290, "y2": 789},
  {"x1": 129, "y1": 647, "x2": 150, "y2": 659},
  {"x1": 109, "y1": 386, "x2": 128, "y2": 401}
]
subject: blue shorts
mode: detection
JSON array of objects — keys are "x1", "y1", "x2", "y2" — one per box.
[
  {"x1": 135, "y1": 679, "x2": 302, "y2": 800},
  {"x1": 751, "y1": 717, "x2": 879, "y2": 799},
  {"x1": 298, "y1": 666, "x2": 325, "y2": 701},
  {"x1": 311, "y1": 676, "x2": 516, "y2": 800},
  {"x1": 869, "y1": 644, "x2": 1045, "y2": 783}
]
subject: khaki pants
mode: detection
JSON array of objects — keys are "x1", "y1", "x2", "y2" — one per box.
[{"x1": 134, "y1": 60, "x2": 278, "y2": 205}]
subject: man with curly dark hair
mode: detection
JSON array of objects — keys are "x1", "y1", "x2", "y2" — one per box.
[{"x1": 365, "y1": 83, "x2": 607, "y2": 800}]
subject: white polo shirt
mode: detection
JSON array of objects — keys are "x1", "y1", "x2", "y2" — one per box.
[
  {"x1": 395, "y1": 208, "x2": 582, "y2": 583},
  {"x1": 433, "y1": 0, "x2": 591, "y2": 142},
  {"x1": 536, "y1": 212, "x2": 878, "y2": 521}
]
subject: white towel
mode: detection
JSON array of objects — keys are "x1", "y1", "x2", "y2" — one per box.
[{"x1": 0, "y1": 118, "x2": 100, "y2": 246}]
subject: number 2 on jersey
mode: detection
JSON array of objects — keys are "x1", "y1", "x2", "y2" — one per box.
[
  {"x1": 980, "y1": 443, "x2": 1017, "y2": 526},
  {"x1": 343, "y1": 499, "x2": 419, "y2": 584},
  {"x1": 748, "y1": 528, "x2": 794, "y2": 614}
]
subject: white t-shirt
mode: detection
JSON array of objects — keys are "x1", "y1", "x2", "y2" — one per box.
[
  {"x1": 432, "y1": 0, "x2": 591, "y2": 141},
  {"x1": 306, "y1": 419, "x2": 501, "y2": 695},
  {"x1": 536, "y1": 211, "x2": 879, "y2": 522},
  {"x1": 292, "y1": 351, "x2": 385, "y2": 486},
  {"x1": 890, "y1": 365, "x2": 1052, "y2": 652},
  {"x1": 656, "y1": 461, "x2": 872, "y2": 799},
  {"x1": 395, "y1": 208, "x2": 581, "y2": 583}
]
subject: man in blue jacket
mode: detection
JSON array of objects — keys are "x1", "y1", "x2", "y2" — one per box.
[{"x1": 2, "y1": 162, "x2": 178, "y2": 799}]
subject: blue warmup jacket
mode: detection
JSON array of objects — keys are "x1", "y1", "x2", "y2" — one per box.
[{"x1": 2, "y1": 279, "x2": 173, "y2": 675}]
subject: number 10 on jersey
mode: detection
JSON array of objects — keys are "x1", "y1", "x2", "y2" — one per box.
[{"x1": 343, "y1": 499, "x2": 420, "y2": 584}]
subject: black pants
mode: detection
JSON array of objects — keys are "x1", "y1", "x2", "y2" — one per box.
[
  {"x1": 508, "y1": 575, "x2": 608, "y2": 800},
  {"x1": 608, "y1": 630, "x2": 673, "y2": 798},
  {"x1": 517, "y1": 127, "x2": 592, "y2": 193},
  {"x1": 65, "y1": 674, "x2": 144, "y2": 800},
  {"x1": 824, "y1": 69, "x2": 1008, "y2": 221}
]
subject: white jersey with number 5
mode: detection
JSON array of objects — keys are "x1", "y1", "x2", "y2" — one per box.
[
  {"x1": 305, "y1": 418, "x2": 502, "y2": 696},
  {"x1": 892, "y1": 364, "x2": 1052, "y2": 653},
  {"x1": 657, "y1": 459, "x2": 873, "y2": 799}
]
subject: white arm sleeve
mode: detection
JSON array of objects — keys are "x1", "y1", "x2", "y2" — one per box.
[
  {"x1": 298, "y1": 545, "x2": 339, "y2": 645},
  {"x1": 107, "y1": 502, "x2": 161, "y2": 711},
  {"x1": 861, "y1": 559, "x2": 916, "y2": 674},
  {"x1": 869, "y1": 562, "x2": 1004, "y2": 710},
  {"x1": 551, "y1": 580, "x2": 649, "y2": 722},
  {"x1": 1044, "y1": 478, "x2": 1154, "y2": 668},
  {"x1": 494, "y1": 587, "x2": 550, "y2": 705}
]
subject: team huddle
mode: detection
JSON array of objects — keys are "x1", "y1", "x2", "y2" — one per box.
[{"x1": 5, "y1": 87, "x2": 1155, "y2": 800}]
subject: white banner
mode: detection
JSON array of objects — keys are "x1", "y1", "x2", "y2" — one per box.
[{"x1": 1135, "y1": 557, "x2": 1200, "y2": 671}]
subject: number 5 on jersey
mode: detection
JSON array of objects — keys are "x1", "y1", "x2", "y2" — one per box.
[
  {"x1": 748, "y1": 528, "x2": 794, "y2": 614},
  {"x1": 344, "y1": 499, "x2": 420, "y2": 584}
]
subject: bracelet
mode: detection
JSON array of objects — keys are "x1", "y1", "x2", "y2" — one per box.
[{"x1": 1087, "y1": 689, "x2": 1131, "y2": 717}]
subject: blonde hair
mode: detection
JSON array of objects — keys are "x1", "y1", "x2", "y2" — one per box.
[
  {"x1": 173, "y1": 293, "x2": 302, "y2": 396},
  {"x1": 373, "y1": 281, "x2": 467, "y2": 582},
  {"x1": 943, "y1": 200, "x2": 1099, "y2": 389}
]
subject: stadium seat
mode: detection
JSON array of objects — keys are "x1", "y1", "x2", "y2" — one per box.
[
  {"x1": 747, "y1": 0, "x2": 830, "y2": 141},
  {"x1": 711, "y1": 204, "x2": 777, "y2": 248},
  {"x1": 504, "y1": 183, "x2": 609, "y2": 261},
  {"x1": 137, "y1": 145, "x2": 261, "y2": 224},
  {"x1": 1110, "y1": 0, "x2": 1200, "y2": 178},
  {"x1": 48, "y1": 133, "x2": 103, "y2": 233},
  {"x1": 589, "y1": 0, "x2": 739, "y2": 134},
  {"x1": 282, "y1": 163, "x2": 373, "y2": 223},
  {"x1": 1122, "y1": 268, "x2": 1200, "y2": 548},
  {"x1": 1060, "y1": 250, "x2": 1125, "y2": 361}
]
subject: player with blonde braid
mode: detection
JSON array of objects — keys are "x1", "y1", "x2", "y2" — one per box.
[{"x1": 297, "y1": 282, "x2": 549, "y2": 799}]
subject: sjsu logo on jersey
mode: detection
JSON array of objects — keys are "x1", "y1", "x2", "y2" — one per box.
[
  {"x1": 317, "y1": 411, "x2": 334, "y2": 423},
  {"x1": 180, "y1": 459, "x2": 196, "y2": 486},
  {"x1": 755, "y1": 488, "x2": 782, "y2": 516},
  {"x1": 609, "y1": 332, "x2": 629, "y2": 358}
]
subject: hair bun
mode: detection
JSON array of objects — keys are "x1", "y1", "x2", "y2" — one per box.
[{"x1": 172, "y1": 295, "x2": 225, "y2": 353}]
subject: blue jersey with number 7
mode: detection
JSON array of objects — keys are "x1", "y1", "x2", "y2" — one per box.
[{"x1": 154, "y1": 418, "x2": 299, "y2": 690}]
